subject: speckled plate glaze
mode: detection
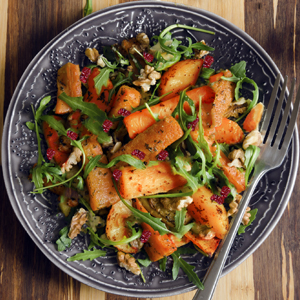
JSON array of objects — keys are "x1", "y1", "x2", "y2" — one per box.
[{"x1": 2, "y1": 1, "x2": 299, "y2": 298}]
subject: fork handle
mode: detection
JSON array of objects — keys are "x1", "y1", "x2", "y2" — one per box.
[{"x1": 192, "y1": 170, "x2": 264, "y2": 300}]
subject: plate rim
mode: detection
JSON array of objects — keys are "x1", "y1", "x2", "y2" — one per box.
[{"x1": 2, "y1": 1, "x2": 299, "y2": 297}]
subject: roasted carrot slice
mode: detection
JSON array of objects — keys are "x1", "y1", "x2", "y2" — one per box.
[
  {"x1": 209, "y1": 72, "x2": 224, "y2": 83},
  {"x1": 243, "y1": 102, "x2": 264, "y2": 132},
  {"x1": 215, "y1": 118, "x2": 244, "y2": 144},
  {"x1": 184, "y1": 231, "x2": 220, "y2": 257},
  {"x1": 82, "y1": 136, "x2": 119, "y2": 211},
  {"x1": 117, "y1": 162, "x2": 187, "y2": 199},
  {"x1": 111, "y1": 116, "x2": 183, "y2": 165},
  {"x1": 133, "y1": 199, "x2": 177, "y2": 262},
  {"x1": 187, "y1": 186, "x2": 229, "y2": 240},
  {"x1": 56, "y1": 63, "x2": 82, "y2": 114},
  {"x1": 42, "y1": 116, "x2": 69, "y2": 166},
  {"x1": 211, "y1": 79, "x2": 236, "y2": 128},
  {"x1": 219, "y1": 151, "x2": 246, "y2": 193},
  {"x1": 108, "y1": 85, "x2": 141, "y2": 118},
  {"x1": 123, "y1": 96, "x2": 180, "y2": 139},
  {"x1": 158, "y1": 59, "x2": 204, "y2": 100},
  {"x1": 83, "y1": 68, "x2": 114, "y2": 113}
]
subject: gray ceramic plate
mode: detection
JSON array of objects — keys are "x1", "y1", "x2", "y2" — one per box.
[{"x1": 2, "y1": 1, "x2": 299, "y2": 298}]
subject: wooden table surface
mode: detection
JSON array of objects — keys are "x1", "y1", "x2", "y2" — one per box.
[{"x1": 0, "y1": 0, "x2": 299, "y2": 299}]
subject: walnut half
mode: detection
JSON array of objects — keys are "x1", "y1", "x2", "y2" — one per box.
[
  {"x1": 68, "y1": 208, "x2": 88, "y2": 239},
  {"x1": 117, "y1": 251, "x2": 141, "y2": 275}
]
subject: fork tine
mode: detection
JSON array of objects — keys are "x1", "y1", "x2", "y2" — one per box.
[
  {"x1": 264, "y1": 75, "x2": 288, "y2": 146},
  {"x1": 278, "y1": 82, "x2": 300, "y2": 154},
  {"x1": 273, "y1": 78, "x2": 296, "y2": 149},
  {"x1": 260, "y1": 74, "x2": 281, "y2": 134}
]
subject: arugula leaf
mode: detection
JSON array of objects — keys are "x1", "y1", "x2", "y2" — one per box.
[
  {"x1": 35, "y1": 96, "x2": 52, "y2": 121},
  {"x1": 87, "y1": 223, "x2": 142, "y2": 246},
  {"x1": 100, "y1": 55, "x2": 118, "y2": 69},
  {"x1": 138, "y1": 256, "x2": 152, "y2": 267},
  {"x1": 58, "y1": 93, "x2": 111, "y2": 143},
  {"x1": 96, "y1": 154, "x2": 146, "y2": 170},
  {"x1": 79, "y1": 198, "x2": 95, "y2": 216},
  {"x1": 238, "y1": 208, "x2": 258, "y2": 234},
  {"x1": 159, "y1": 256, "x2": 168, "y2": 271},
  {"x1": 244, "y1": 145, "x2": 260, "y2": 185},
  {"x1": 93, "y1": 67, "x2": 114, "y2": 95},
  {"x1": 139, "y1": 191, "x2": 193, "y2": 198},
  {"x1": 145, "y1": 103, "x2": 159, "y2": 122},
  {"x1": 67, "y1": 249, "x2": 106, "y2": 261},
  {"x1": 172, "y1": 156, "x2": 200, "y2": 193},
  {"x1": 171, "y1": 251, "x2": 204, "y2": 290},
  {"x1": 173, "y1": 208, "x2": 194, "y2": 237},
  {"x1": 113, "y1": 179, "x2": 170, "y2": 236},
  {"x1": 76, "y1": 176, "x2": 84, "y2": 190},
  {"x1": 230, "y1": 61, "x2": 246, "y2": 79},
  {"x1": 235, "y1": 77, "x2": 259, "y2": 121},
  {"x1": 174, "y1": 247, "x2": 198, "y2": 255},
  {"x1": 56, "y1": 226, "x2": 72, "y2": 251},
  {"x1": 219, "y1": 143, "x2": 230, "y2": 156},
  {"x1": 40, "y1": 115, "x2": 66, "y2": 136},
  {"x1": 108, "y1": 71, "x2": 133, "y2": 103},
  {"x1": 152, "y1": 24, "x2": 214, "y2": 70},
  {"x1": 200, "y1": 67, "x2": 215, "y2": 79},
  {"x1": 26, "y1": 121, "x2": 35, "y2": 131},
  {"x1": 83, "y1": 155, "x2": 102, "y2": 179},
  {"x1": 83, "y1": 0, "x2": 92, "y2": 17},
  {"x1": 172, "y1": 252, "x2": 180, "y2": 280}
]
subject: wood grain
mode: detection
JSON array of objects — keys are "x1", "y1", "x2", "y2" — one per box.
[
  {"x1": 0, "y1": 0, "x2": 8, "y2": 160},
  {"x1": 0, "y1": 0, "x2": 299, "y2": 300}
]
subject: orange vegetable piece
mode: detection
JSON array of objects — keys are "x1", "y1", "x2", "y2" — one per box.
[
  {"x1": 211, "y1": 78, "x2": 236, "y2": 128},
  {"x1": 83, "y1": 68, "x2": 114, "y2": 113},
  {"x1": 184, "y1": 231, "x2": 220, "y2": 257},
  {"x1": 117, "y1": 162, "x2": 187, "y2": 199},
  {"x1": 187, "y1": 186, "x2": 229, "y2": 239},
  {"x1": 209, "y1": 72, "x2": 224, "y2": 83},
  {"x1": 158, "y1": 59, "x2": 203, "y2": 100},
  {"x1": 243, "y1": 102, "x2": 264, "y2": 132},
  {"x1": 215, "y1": 118, "x2": 244, "y2": 144},
  {"x1": 219, "y1": 151, "x2": 246, "y2": 193},
  {"x1": 123, "y1": 96, "x2": 180, "y2": 139},
  {"x1": 42, "y1": 116, "x2": 69, "y2": 166},
  {"x1": 108, "y1": 85, "x2": 141, "y2": 118},
  {"x1": 133, "y1": 199, "x2": 177, "y2": 262},
  {"x1": 56, "y1": 62, "x2": 82, "y2": 114},
  {"x1": 111, "y1": 116, "x2": 183, "y2": 165},
  {"x1": 82, "y1": 136, "x2": 119, "y2": 211}
]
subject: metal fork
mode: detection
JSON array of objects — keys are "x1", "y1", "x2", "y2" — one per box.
[{"x1": 193, "y1": 74, "x2": 300, "y2": 300}]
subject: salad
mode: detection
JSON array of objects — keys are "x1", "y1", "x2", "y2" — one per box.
[{"x1": 27, "y1": 24, "x2": 264, "y2": 289}]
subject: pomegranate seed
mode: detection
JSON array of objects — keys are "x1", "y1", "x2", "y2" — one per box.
[
  {"x1": 203, "y1": 55, "x2": 214, "y2": 68},
  {"x1": 210, "y1": 194, "x2": 224, "y2": 205},
  {"x1": 102, "y1": 119, "x2": 113, "y2": 133},
  {"x1": 140, "y1": 230, "x2": 152, "y2": 243},
  {"x1": 157, "y1": 150, "x2": 169, "y2": 161},
  {"x1": 46, "y1": 148, "x2": 55, "y2": 160},
  {"x1": 187, "y1": 116, "x2": 199, "y2": 131},
  {"x1": 80, "y1": 67, "x2": 92, "y2": 84},
  {"x1": 112, "y1": 169, "x2": 122, "y2": 181},
  {"x1": 118, "y1": 108, "x2": 131, "y2": 117},
  {"x1": 131, "y1": 149, "x2": 145, "y2": 160},
  {"x1": 67, "y1": 130, "x2": 78, "y2": 140},
  {"x1": 221, "y1": 186, "x2": 231, "y2": 198},
  {"x1": 143, "y1": 52, "x2": 154, "y2": 63}
]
